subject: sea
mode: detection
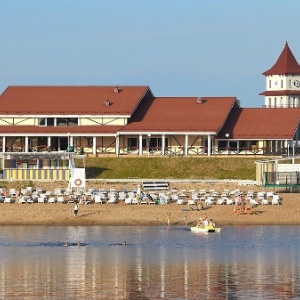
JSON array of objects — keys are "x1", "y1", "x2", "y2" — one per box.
[{"x1": 0, "y1": 225, "x2": 299, "y2": 299}]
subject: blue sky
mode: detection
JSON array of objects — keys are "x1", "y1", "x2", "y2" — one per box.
[{"x1": 0, "y1": 0, "x2": 299, "y2": 107}]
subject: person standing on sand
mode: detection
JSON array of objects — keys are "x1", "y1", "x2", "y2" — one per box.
[
  {"x1": 73, "y1": 203, "x2": 79, "y2": 216},
  {"x1": 167, "y1": 214, "x2": 171, "y2": 226}
]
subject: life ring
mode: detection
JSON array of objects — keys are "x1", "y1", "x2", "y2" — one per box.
[
  {"x1": 245, "y1": 206, "x2": 253, "y2": 215},
  {"x1": 74, "y1": 178, "x2": 82, "y2": 186}
]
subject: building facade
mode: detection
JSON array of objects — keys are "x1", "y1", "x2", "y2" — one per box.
[{"x1": 0, "y1": 42, "x2": 299, "y2": 162}]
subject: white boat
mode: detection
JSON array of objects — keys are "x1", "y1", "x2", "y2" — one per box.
[{"x1": 190, "y1": 225, "x2": 221, "y2": 233}]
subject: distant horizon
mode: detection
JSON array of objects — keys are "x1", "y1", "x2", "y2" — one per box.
[{"x1": 1, "y1": 0, "x2": 299, "y2": 108}]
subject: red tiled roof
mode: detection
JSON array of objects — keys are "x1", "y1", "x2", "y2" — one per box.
[
  {"x1": 219, "y1": 108, "x2": 300, "y2": 139},
  {"x1": 121, "y1": 97, "x2": 238, "y2": 133},
  {"x1": 0, "y1": 125, "x2": 121, "y2": 135},
  {"x1": 262, "y1": 42, "x2": 300, "y2": 75},
  {"x1": 0, "y1": 86, "x2": 151, "y2": 115},
  {"x1": 259, "y1": 90, "x2": 300, "y2": 96}
]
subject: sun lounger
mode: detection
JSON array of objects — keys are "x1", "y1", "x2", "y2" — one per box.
[{"x1": 4, "y1": 197, "x2": 12, "y2": 203}]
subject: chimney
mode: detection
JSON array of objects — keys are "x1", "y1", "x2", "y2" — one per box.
[
  {"x1": 196, "y1": 97, "x2": 205, "y2": 104},
  {"x1": 104, "y1": 100, "x2": 111, "y2": 106}
]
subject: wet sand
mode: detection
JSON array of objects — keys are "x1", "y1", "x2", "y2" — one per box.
[{"x1": 0, "y1": 181, "x2": 298, "y2": 226}]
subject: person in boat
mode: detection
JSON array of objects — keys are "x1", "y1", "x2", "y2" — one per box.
[
  {"x1": 197, "y1": 218, "x2": 204, "y2": 228},
  {"x1": 202, "y1": 214, "x2": 208, "y2": 226},
  {"x1": 208, "y1": 219, "x2": 216, "y2": 228}
]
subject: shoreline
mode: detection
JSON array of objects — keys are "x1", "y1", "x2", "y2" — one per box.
[
  {"x1": 0, "y1": 181, "x2": 297, "y2": 227},
  {"x1": 0, "y1": 193, "x2": 298, "y2": 227}
]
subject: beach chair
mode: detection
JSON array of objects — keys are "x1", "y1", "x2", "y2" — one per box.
[
  {"x1": 261, "y1": 198, "x2": 269, "y2": 205},
  {"x1": 38, "y1": 195, "x2": 46, "y2": 203},
  {"x1": 187, "y1": 199, "x2": 196, "y2": 206},
  {"x1": 18, "y1": 196, "x2": 27, "y2": 204},
  {"x1": 139, "y1": 196, "x2": 148, "y2": 204},
  {"x1": 271, "y1": 195, "x2": 281, "y2": 205},
  {"x1": 94, "y1": 195, "x2": 103, "y2": 204},
  {"x1": 118, "y1": 191, "x2": 127, "y2": 201},
  {"x1": 4, "y1": 197, "x2": 12, "y2": 204},
  {"x1": 27, "y1": 197, "x2": 34, "y2": 204},
  {"x1": 225, "y1": 197, "x2": 233, "y2": 205},
  {"x1": 216, "y1": 198, "x2": 225, "y2": 205},
  {"x1": 57, "y1": 196, "x2": 65, "y2": 204},
  {"x1": 107, "y1": 195, "x2": 118, "y2": 204},
  {"x1": 48, "y1": 197, "x2": 56, "y2": 203},
  {"x1": 249, "y1": 198, "x2": 259, "y2": 206},
  {"x1": 205, "y1": 197, "x2": 214, "y2": 205},
  {"x1": 124, "y1": 197, "x2": 132, "y2": 205}
]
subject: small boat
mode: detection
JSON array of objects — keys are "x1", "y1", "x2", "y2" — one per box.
[{"x1": 190, "y1": 225, "x2": 221, "y2": 233}]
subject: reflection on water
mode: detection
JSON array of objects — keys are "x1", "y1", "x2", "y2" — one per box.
[{"x1": 0, "y1": 225, "x2": 300, "y2": 299}]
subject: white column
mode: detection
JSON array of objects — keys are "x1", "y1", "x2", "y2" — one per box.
[
  {"x1": 161, "y1": 134, "x2": 165, "y2": 156},
  {"x1": 2, "y1": 136, "x2": 5, "y2": 153},
  {"x1": 207, "y1": 135, "x2": 211, "y2": 157},
  {"x1": 116, "y1": 135, "x2": 120, "y2": 157},
  {"x1": 93, "y1": 136, "x2": 97, "y2": 155},
  {"x1": 184, "y1": 135, "x2": 189, "y2": 156},
  {"x1": 70, "y1": 136, "x2": 74, "y2": 146},
  {"x1": 25, "y1": 136, "x2": 29, "y2": 152},
  {"x1": 139, "y1": 134, "x2": 143, "y2": 155},
  {"x1": 47, "y1": 136, "x2": 51, "y2": 149}
]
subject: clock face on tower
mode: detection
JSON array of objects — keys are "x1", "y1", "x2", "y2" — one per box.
[{"x1": 293, "y1": 80, "x2": 300, "y2": 88}]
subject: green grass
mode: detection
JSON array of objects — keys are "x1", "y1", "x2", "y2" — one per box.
[{"x1": 74, "y1": 157, "x2": 257, "y2": 180}]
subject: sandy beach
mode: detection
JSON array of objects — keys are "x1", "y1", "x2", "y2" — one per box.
[{"x1": 0, "y1": 181, "x2": 298, "y2": 226}]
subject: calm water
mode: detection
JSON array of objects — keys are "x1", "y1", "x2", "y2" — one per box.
[{"x1": 0, "y1": 225, "x2": 300, "y2": 299}]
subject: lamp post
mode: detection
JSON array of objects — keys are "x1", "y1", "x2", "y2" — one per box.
[
  {"x1": 148, "y1": 133, "x2": 151, "y2": 158},
  {"x1": 225, "y1": 133, "x2": 229, "y2": 155}
]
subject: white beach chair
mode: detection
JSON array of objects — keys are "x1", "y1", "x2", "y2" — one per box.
[
  {"x1": 124, "y1": 197, "x2": 132, "y2": 205},
  {"x1": 271, "y1": 195, "x2": 281, "y2": 205},
  {"x1": 217, "y1": 198, "x2": 225, "y2": 205},
  {"x1": 225, "y1": 197, "x2": 233, "y2": 205},
  {"x1": 205, "y1": 197, "x2": 214, "y2": 205},
  {"x1": 48, "y1": 197, "x2": 56, "y2": 203},
  {"x1": 18, "y1": 196, "x2": 27, "y2": 204},
  {"x1": 188, "y1": 199, "x2": 196, "y2": 206},
  {"x1": 249, "y1": 198, "x2": 259, "y2": 206},
  {"x1": 176, "y1": 198, "x2": 185, "y2": 205},
  {"x1": 94, "y1": 195, "x2": 103, "y2": 204},
  {"x1": 261, "y1": 198, "x2": 269, "y2": 205},
  {"x1": 4, "y1": 197, "x2": 12, "y2": 203},
  {"x1": 38, "y1": 195, "x2": 46, "y2": 204},
  {"x1": 57, "y1": 196, "x2": 65, "y2": 204}
]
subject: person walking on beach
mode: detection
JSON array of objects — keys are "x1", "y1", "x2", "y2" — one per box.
[
  {"x1": 73, "y1": 203, "x2": 79, "y2": 217},
  {"x1": 167, "y1": 213, "x2": 171, "y2": 226}
]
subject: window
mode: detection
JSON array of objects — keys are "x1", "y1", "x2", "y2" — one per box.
[
  {"x1": 38, "y1": 118, "x2": 54, "y2": 127},
  {"x1": 128, "y1": 138, "x2": 138, "y2": 149},
  {"x1": 57, "y1": 118, "x2": 78, "y2": 126},
  {"x1": 281, "y1": 80, "x2": 283, "y2": 88},
  {"x1": 39, "y1": 118, "x2": 46, "y2": 126}
]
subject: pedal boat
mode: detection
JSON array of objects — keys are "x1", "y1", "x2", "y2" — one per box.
[{"x1": 190, "y1": 225, "x2": 221, "y2": 233}]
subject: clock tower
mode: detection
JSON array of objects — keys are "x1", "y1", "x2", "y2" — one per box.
[{"x1": 260, "y1": 42, "x2": 300, "y2": 108}]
